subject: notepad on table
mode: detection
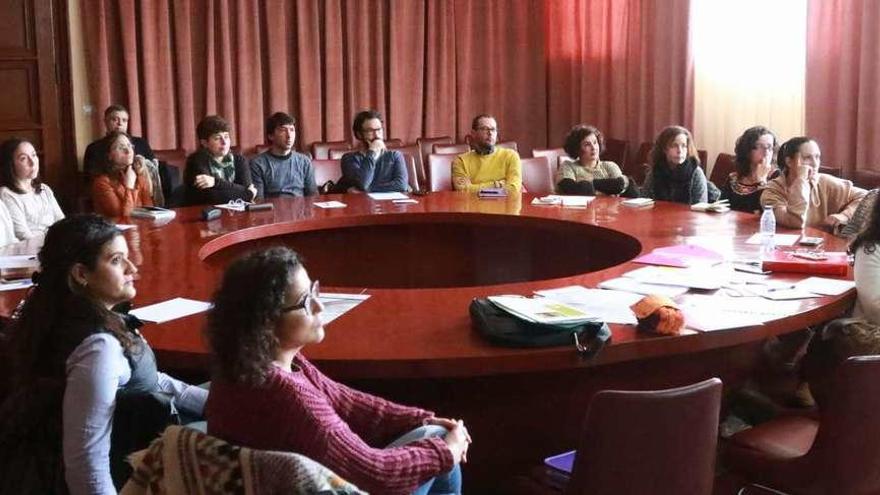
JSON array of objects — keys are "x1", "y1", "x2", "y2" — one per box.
[
  {"x1": 130, "y1": 298, "x2": 212, "y2": 323},
  {"x1": 488, "y1": 295, "x2": 597, "y2": 325},
  {"x1": 314, "y1": 201, "x2": 347, "y2": 209},
  {"x1": 368, "y1": 192, "x2": 409, "y2": 200}
]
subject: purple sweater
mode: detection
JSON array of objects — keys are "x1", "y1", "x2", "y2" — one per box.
[{"x1": 206, "y1": 354, "x2": 453, "y2": 494}]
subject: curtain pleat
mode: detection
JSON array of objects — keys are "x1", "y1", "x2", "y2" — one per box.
[{"x1": 81, "y1": 0, "x2": 693, "y2": 157}]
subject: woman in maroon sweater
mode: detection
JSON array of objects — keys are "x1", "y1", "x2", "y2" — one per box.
[{"x1": 204, "y1": 247, "x2": 469, "y2": 494}]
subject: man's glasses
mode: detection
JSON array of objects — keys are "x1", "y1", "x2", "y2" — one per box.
[
  {"x1": 281, "y1": 280, "x2": 320, "y2": 315},
  {"x1": 475, "y1": 126, "x2": 497, "y2": 133}
]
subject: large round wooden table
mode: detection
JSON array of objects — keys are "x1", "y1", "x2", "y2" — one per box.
[{"x1": 6, "y1": 192, "x2": 855, "y2": 489}]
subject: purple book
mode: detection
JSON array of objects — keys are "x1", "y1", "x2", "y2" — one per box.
[{"x1": 544, "y1": 450, "x2": 577, "y2": 473}]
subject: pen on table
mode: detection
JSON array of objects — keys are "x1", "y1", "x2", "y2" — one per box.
[{"x1": 766, "y1": 284, "x2": 796, "y2": 292}]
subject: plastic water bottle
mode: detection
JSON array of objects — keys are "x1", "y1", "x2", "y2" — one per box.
[{"x1": 759, "y1": 206, "x2": 776, "y2": 259}]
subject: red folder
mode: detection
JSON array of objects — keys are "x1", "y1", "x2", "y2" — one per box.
[{"x1": 761, "y1": 251, "x2": 849, "y2": 277}]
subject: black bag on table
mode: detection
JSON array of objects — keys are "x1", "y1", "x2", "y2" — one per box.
[{"x1": 469, "y1": 298, "x2": 611, "y2": 359}]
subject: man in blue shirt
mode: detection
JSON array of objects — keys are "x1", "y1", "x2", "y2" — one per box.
[
  {"x1": 340, "y1": 110, "x2": 408, "y2": 193},
  {"x1": 250, "y1": 112, "x2": 317, "y2": 198}
]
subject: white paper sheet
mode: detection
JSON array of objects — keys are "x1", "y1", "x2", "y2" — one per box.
[
  {"x1": 622, "y1": 265, "x2": 733, "y2": 290},
  {"x1": 534, "y1": 286, "x2": 641, "y2": 325},
  {"x1": 795, "y1": 276, "x2": 855, "y2": 296},
  {"x1": 679, "y1": 294, "x2": 805, "y2": 331},
  {"x1": 319, "y1": 293, "x2": 371, "y2": 324},
  {"x1": 0, "y1": 278, "x2": 33, "y2": 291},
  {"x1": 130, "y1": 298, "x2": 212, "y2": 323},
  {"x1": 392, "y1": 198, "x2": 419, "y2": 204},
  {"x1": 745, "y1": 233, "x2": 800, "y2": 246},
  {"x1": 0, "y1": 255, "x2": 39, "y2": 270},
  {"x1": 597, "y1": 277, "x2": 689, "y2": 298},
  {"x1": 368, "y1": 192, "x2": 409, "y2": 200},
  {"x1": 314, "y1": 201, "x2": 347, "y2": 209}
]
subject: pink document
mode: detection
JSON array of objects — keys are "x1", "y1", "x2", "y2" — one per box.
[{"x1": 633, "y1": 244, "x2": 724, "y2": 268}]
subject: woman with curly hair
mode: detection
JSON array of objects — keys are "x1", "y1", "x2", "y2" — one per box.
[
  {"x1": 849, "y1": 192, "x2": 880, "y2": 324},
  {"x1": 641, "y1": 125, "x2": 708, "y2": 205},
  {"x1": 555, "y1": 124, "x2": 629, "y2": 195},
  {"x1": 0, "y1": 215, "x2": 206, "y2": 494},
  {"x1": 719, "y1": 126, "x2": 779, "y2": 213},
  {"x1": 90, "y1": 132, "x2": 155, "y2": 218},
  {"x1": 204, "y1": 247, "x2": 470, "y2": 495}
]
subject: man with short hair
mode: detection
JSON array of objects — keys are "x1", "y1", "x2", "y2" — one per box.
[
  {"x1": 340, "y1": 110, "x2": 408, "y2": 193},
  {"x1": 183, "y1": 115, "x2": 256, "y2": 206},
  {"x1": 452, "y1": 114, "x2": 522, "y2": 193},
  {"x1": 83, "y1": 104, "x2": 155, "y2": 176},
  {"x1": 250, "y1": 112, "x2": 317, "y2": 199}
]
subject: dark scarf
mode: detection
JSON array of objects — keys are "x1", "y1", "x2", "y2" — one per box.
[{"x1": 652, "y1": 157, "x2": 698, "y2": 203}]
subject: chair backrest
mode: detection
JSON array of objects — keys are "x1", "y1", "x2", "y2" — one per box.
[
  {"x1": 329, "y1": 148, "x2": 349, "y2": 160},
  {"x1": 853, "y1": 169, "x2": 880, "y2": 190},
  {"x1": 402, "y1": 153, "x2": 420, "y2": 192},
  {"x1": 808, "y1": 355, "x2": 880, "y2": 494},
  {"x1": 427, "y1": 153, "x2": 455, "y2": 192},
  {"x1": 418, "y1": 136, "x2": 453, "y2": 165},
  {"x1": 311, "y1": 159, "x2": 342, "y2": 187},
  {"x1": 433, "y1": 143, "x2": 470, "y2": 155},
  {"x1": 697, "y1": 149, "x2": 708, "y2": 170},
  {"x1": 601, "y1": 138, "x2": 629, "y2": 170},
  {"x1": 392, "y1": 144, "x2": 425, "y2": 190},
  {"x1": 153, "y1": 148, "x2": 187, "y2": 170},
  {"x1": 311, "y1": 141, "x2": 352, "y2": 160},
  {"x1": 532, "y1": 147, "x2": 567, "y2": 170},
  {"x1": 710, "y1": 153, "x2": 736, "y2": 185},
  {"x1": 384, "y1": 138, "x2": 404, "y2": 148},
  {"x1": 567, "y1": 378, "x2": 722, "y2": 495},
  {"x1": 819, "y1": 166, "x2": 842, "y2": 177},
  {"x1": 253, "y1": 144, "x2": 271, "y2": 156},
  {"x1": 497, "y1": 141, "x2": 518, "y2": 152},
  {"x1": 521, "y1": 156, "x2": 553, "y2": 196},
  {"x1": 625, "y1": 142, "x2": 653, "y2": 185}
]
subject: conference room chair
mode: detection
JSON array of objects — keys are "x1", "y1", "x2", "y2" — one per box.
[
  {"x1": 497, "y1": 141, "x2": 518, "y2": 152},
  {"x1": 311, "y1": 159, "x2": 342, "y2": 189},
  {"x1": 601, "y1": 138, "x2": 629, "y2": 170},
  {"x1": 852, "y1": 169, "x2": 880, "y2": 190},
  {"x1": 725, "y1": 355, "x2": 880, "y2": 495},
  {"x1": 329, "y1": 148, "x2": 349, "y2": 160},
  {"x1": 391, "y1": 144, "x2": 426, "y2": 189},
  {"x1": 710, "y1": 152, "x2": 737, "y2": 185},
  {"x1": 521, "y1": 156, "x2": 554, "y2": 195},
  {"x1": 403, "y1": 153, "x2": 420, "y2": 192},
  {"x1": 427, "y1": 153, "x2": 455, "y2": 192},
  {"x1": 626, "y1": 142, "x2": 653, "y2": 185},
  {"x1": 417, "y1": 136, "x2": 453, "y2": 167},
  {"x1": 697, "y1": 149, "x2": 708, "y2": 169},
  {"x1": 152, "y1": 148, "x2": 187, "y2": 205},
  {"x1": 384, "y1": 138, "x2": 404, "y2": 148},
  {"x1": 433, "y1": 143, "x2": 470, "y2": 155},
  {"x1": 532, "y1": 147, "x2": 567, "y2": 170},
  {"x1": 519, "y1": 378, "x2": 722, "y2": 495},
  {"x1": 311, "y1": 140, "x2": 353, "y2": 160},
  {"x1": 253, "y1": 143, "x2": 271, "y2": 155}
]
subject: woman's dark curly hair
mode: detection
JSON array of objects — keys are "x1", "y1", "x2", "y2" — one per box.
[
  {"x1": 98, "y1": 131, "x2": 132, "y2": 176},
  {"x1": 733, "y1": 126, "x2": 778, "y2": 177},
  {"x1": 776, "y1": 136, "x2": 814, "y2": 176},
  {"x1": 0, "y1": 138, "x2": 44, "y2": 194},
  {"x1": 205, "y1": 247, "x2": 303, "y2": 385},
  {"x1": 5, "y1": 214, "x2": 130, "y2": 385},
  {"x1": 650, "y1": 125, "x2": 699, "y2": 169},
  {"x1": 563, "y1": 124, "x2": 604, "y2": 159},
  {"x1": 850, "y1": 192, "x2": 880, "y2": 256}
]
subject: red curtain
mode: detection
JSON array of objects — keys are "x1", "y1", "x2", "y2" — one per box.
[
  {"x1": 807, "y1": 0, "x2": 880, "y2": 172},
  {"x1": 80, "y1": 0, "x2": 692, "y2": 157}
]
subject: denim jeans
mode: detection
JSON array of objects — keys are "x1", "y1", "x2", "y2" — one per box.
[{"x1": 386, "y1": 425, "x2": 462, "y2": 495}]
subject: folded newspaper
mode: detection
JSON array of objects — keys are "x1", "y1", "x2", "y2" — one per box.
[{"x1": 487, "y1": 295, "x2": 598, "y2": 325}]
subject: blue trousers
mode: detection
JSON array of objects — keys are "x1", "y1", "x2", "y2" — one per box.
[{"x1": 386, "y1": 425, "x2": 463, "y2": 495}]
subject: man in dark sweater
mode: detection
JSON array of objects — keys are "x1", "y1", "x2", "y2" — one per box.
[
  {"x1": 82, "y1": 105, "x2": 155, "y2": 176},
  {"x1": 183, "y1": 115, "x2": 256, "y2": 206},
  {"x1": 340, "y1": 110, "x2": 408, "y2": 193},
  {"x1": 250, "y1": 112, "x2": 317, "y2": 199}
]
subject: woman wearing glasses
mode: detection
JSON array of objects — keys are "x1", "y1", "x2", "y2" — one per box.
[
  {"x1": 761, "y1": 137, "x2": 866, "y2": 234},
  {"x1": 205, "y1": 247, "x2": 470, "y2": 494},
  {"x1": 641, "y1": 125, "x2": 709, "y2": 205},
  {"x1": 90, "y1": 131, "x2": 155, "y2": 218},
  {"x1": 720, "y1": 126, "x2": 779, "y2": 213}
]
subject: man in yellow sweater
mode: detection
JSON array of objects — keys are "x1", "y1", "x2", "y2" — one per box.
[{"x1": 452, "y1": 114, "x2": 522, "y2": 193}]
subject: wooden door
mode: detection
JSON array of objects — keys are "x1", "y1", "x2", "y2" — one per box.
[{"x1": 0, "y1": 0, "x2": 74, "y2": 206}]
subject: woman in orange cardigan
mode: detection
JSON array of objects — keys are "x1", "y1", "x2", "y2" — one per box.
[{"x1": 91, "y1": 131, "x2": 154, "y2": 218}]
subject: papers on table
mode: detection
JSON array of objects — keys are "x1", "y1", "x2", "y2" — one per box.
[
  {"x1": 0, "y1": 254, "x2": 39, "y2": 270},
  {"x1": 745, "y1": 233, "x2": 800, "y2": 246},
  {"x1": 795, "y1": 276, "x2": 855, "y2": 296},
  {"x1": 215, "y1": 202, "x2": 249, "y2": 212},
  {"x1": 680, "y1": 294, "x2": 805, "y2": 331},
  {"x1": 319, "y1": 292, "x2": 371, "y2": 325},
  {"x1": 488, "y1": 295, "x2": 597, "y2": 325},
  {"x1": 690, "y1": 200, "x2": 731, "y2": 213},
  {"x1": 621, "y1": 198, "x2": 654, "y2": 207},
  {"x1": 633, "y1": 244, "x2": 725, "y2": 268},
  {"x1": 0, "y1": 278, "x2": 33, "y2": 291},
  {"x1": 531, "y1": 195, "x2": 595, "y2": 207},
  {"x1": 534, "y1": 286, "x2": 641, "y2": 325},
  {"x1": 623, "y1": 265, "x2": 732, "y2": 290},
  {"x1": 130, "y1": 298, "x2": 212, "y2": 323},
  {"x1": 392, "y1": 198, "x2": 419, "y2": 204},
  {"x1": 368, "y1": 192, "x2": 409, "y2": 200},
  {"x1": 314, "y1": 201, "x2": 347, "y2": 209},
  {"x1": 597, "y1": 277, "x2": 689, "y2": 298}
]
